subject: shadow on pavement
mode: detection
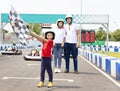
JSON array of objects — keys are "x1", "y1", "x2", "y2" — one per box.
[
  {"x1": 79, "y1": 72, "x2": 100, "y2": 75},
  {"x1": 61, "y1": 72, "x2": 99, "y2": 75},
  {"x1": 45, "y1": 85, "x2": 81, "y2": 91}
]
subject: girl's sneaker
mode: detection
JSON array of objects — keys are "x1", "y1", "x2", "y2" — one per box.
[
  {"x1": 47, "y1": 82, "x2": 53, "y2": 88},
  {"x1": 54, "y1": 68, "x2": 58, "y2": 73},
  {"x1": 37, "y1": 81, "x2": 44, "y2": 88},
  {"x1": 57, "y1": 69, "x2": 61, "y2": 73}
]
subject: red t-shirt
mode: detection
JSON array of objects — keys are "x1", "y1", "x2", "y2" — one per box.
[{"x1": 41, "y1": 40, "x2": 53, "y2": 57}]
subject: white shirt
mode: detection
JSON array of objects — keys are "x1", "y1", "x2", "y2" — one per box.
[
  {"x1": 65, "y1": 23, "x2": 80, "y2": 43},
  {"x1": 54, "y1": 28, "x2": 66, "y2": 43}
]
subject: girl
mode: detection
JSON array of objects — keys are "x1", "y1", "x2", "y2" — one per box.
[
  {"x1": 53, "y1": 19, "x2": 65, "y2": 73},
  {"x1": 30, "y1": 31, "x2": 55, "y2": 88}
]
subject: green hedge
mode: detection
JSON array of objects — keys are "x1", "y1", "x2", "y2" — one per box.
[{"x1": 82, "y1": 41, "x2": 105, "y2": 46}]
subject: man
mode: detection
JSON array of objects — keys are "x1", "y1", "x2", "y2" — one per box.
[{"x1": 64, "y1": 14, "x2": 80, "y2": 74}]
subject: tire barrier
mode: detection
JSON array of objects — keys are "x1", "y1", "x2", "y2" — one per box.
[{"x1": 79, "y1": 48, "x2": 120, "y2": 80}]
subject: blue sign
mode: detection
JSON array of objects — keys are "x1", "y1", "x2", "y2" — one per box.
[{"x1": 1, "y1": 13, "x2": 67, "y2": 23}]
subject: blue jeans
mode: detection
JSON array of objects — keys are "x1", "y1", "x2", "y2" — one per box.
[
  {"x1": 54, "y1": 43, "x2": 63, "y2": 68},
  {"x1": 64, "y1": 43, "x2": 78, "y2": 71},
  {"x1": 40, "y1": 57, "x2": 53, "y2": 82}
]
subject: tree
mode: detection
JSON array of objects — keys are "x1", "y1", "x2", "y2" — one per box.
[
  {"x1": 109, "y1": 32, "x2": 116, "y2": 41},
  {"x1": 28, "y1": 23, "x2": 42, "y2": 35},
  {"x1": 95, "y1": 27, "x2": 106, "y2": 41},
  {"x1": 112, "y1": 29, "x2": 120, "y2": 41}
]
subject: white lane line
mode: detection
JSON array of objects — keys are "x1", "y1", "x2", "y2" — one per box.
[
  {"x1": 2, "y1": 77, "x2": 39, "y2": 80},
  {"x1": 79, "y1": 55, "x2": 120, "y2": 88},
  {"x1": 28, "y1": 64, "x2": 39, "y2": 66},
  {"x1": 2, "y1": 77, "x2": 73, "y2": 82}
]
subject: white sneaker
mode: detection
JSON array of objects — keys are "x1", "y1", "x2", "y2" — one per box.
[
  {"x1": 54, "y1": 68, "x2": 58, "y2": 73},
  {"x1": 57, "y1": 69, "x2": 61, "y2": 73}
]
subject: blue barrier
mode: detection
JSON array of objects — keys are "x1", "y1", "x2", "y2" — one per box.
[
  {"x1": 109, "y1": 46, "x2": 112, "y2": 48},
  {"x1": 106, "y1": 59, "x2": 112, "y2": 74},
  {"x1": 99, "y1": 56, "x2": 102, "y2": 68},
  {"x1": 79, "y1": 48, "x2": 120, "y2": 81},
  {"x1": 88, "y1": 52, "x2": 92, "y2": 61},
  {"x1": 106, "y1": 58, "x2": 118, "y2": 74},
  {"x1": 95, "y1": 55, "x2": 97, "y2": 65},
  {"x1": 114, "y1": 46, "x2": 118, "y2": 52},
  {"x1": 98, "y1": 46, "x2": 101, "y2": 51},
  {"x1": 0, "y1": 44, "x2": 41, "y2": 51},
  {"x1": 99, "y1": 55, "x2": 107, "y2": 69},
  {"x1": 116, "y1": 62, "x2": 120, "y2": 80},
  {"x1": 111, "y1": 60, "x2": 120, "y2": 78},
  {"x1": 103, "y1": 46, "x2": 106, "y2": 51},
  {"x1": 81, "y1": 46, "x2": 120, "y2": 52}
]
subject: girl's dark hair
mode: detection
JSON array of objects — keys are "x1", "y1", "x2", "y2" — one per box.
[
  {"x1": 45, "y1": 31, "x2": 55, "y2": 40},
  {"x1": 57, "y1": 21, "x2": 64, "y2": 28}
]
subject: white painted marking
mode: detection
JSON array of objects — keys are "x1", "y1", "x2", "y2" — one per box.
[
  {"x1": 79, "y1": 55, "x2": 120, "y2": 88},
  {"x1": 68, "y1": 80, "x2": 74, "y2": 82},
  {"x1": 2, "y1": 77, "x2": 39, "y2": 80},
  {"x1": 2, "y1": 77, "x2": 73, "y2": 82},
  {"x1": 2, "y1": 77, "x2": 8, "y2": 79},
  {"x1": 28, "y1": 64, "x2": 39, "y2": 66},
  {"x1": 53, "y1": 78, "x2": 73, "y2": 82}
]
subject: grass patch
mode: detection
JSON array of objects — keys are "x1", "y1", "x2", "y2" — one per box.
[{"x1": 93, "y1": 50, "x2": 120, "y2": 58}]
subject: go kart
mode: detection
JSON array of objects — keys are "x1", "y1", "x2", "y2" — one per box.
[
  {"x1": 24, "y1": 49, "x2": 41, "y2": 61},
  {"x1": 1, "y1": 47, "x2": 22, "y2": 55}
]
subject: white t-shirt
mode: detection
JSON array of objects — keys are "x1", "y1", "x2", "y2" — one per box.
[
  {"x1": 65, "y1": 23, "x2": 80, "y2": 43},
  {"x1": 53, "y1": 28, "x2": 66, "y2": 43}
]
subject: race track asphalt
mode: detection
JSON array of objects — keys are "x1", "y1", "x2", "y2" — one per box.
[{"x1": 0, "y1": 49, "x2": 120, "y2": 91}]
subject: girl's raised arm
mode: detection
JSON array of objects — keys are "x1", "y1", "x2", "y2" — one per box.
[{"x1": 30, "y1": 32, "x2": 48, "y2": 43}]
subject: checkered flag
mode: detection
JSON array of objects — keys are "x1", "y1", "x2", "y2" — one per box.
[{"x1": 8, "y1": 6, "x2": 30, "y2": 46}]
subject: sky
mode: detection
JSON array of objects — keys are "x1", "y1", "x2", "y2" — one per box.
[{"x1": 0, "y1": 0, "x2": 120, "y2": 32}]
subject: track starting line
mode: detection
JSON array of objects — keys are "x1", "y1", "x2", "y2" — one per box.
[{"x1": 2, "y1": 77, "x2": 73, "y2": 82}]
